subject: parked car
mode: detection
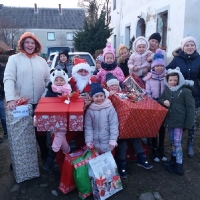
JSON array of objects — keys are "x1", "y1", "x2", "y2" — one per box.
[
  {"x1": 51, "y1": 52, "x2": 96, "y2": 74},
  {"x1": 47, "y1": 52, "x2": 57, "y2": 67}
]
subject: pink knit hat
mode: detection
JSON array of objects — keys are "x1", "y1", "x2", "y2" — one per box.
[
  {"x1": 181, "y1": 36, "x2": 196, "y2": 50},
  {"x1": 103, "y1": 44, "x2": 115, "y2": 61}
]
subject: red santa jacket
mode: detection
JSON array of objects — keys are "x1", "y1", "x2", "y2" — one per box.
[{"x1": 69, "y1": 76, "x2": 97, "y2": 93}]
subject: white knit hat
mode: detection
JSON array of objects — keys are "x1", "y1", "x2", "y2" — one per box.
[{"x1": 181, "y1": 36, "x2": 196, "y2": 50}]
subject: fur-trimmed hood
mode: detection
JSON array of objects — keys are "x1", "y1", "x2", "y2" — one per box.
[{"x1": 165, "y1": 67, "x2": 194, "y2": 91}]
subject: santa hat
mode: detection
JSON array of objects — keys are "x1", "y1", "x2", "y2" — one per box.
[
  {"x1": 90, "y1": 82, "x2": 105, "y2": 97},
  {"x1": 106, "y1": 73, "x2": 119, "y2": 87},
  {"x1": 133, "y1": 36, "x2": 149, "y2": 52},
  {"x1": 72, "y1": 58, "x2": 91, "y2": 75},
  {"x1": 103, "y1": 44, "x2": 115, "y2": 61},
  {"x1": 151, "y1": 49, "x2": 165, "y2": 68},
  {"x1": 181, "y1": 36, "x2": 196, "y2": 50},
  {"x1": 50, "y1": 69, "x2": 68, "y2": 83}
]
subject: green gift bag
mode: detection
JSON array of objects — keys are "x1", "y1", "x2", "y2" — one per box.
[{"x1": 73, "y1": 148, "x2": 99, "y2": 199}]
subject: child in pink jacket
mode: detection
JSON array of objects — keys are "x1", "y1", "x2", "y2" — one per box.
[
  {"x1": 128, "y1": 36, "x2": 153, "y2": 77},
  {"x1": 144, "y1": 49, "x2": 167, "y2": 163},
  {"x1": 95, "y1": 44, "x2": 125, "y2": 84}
]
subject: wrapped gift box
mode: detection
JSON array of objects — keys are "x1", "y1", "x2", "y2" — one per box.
[
  {"x1": 35, "y1": 97, "x2": 84, "y2": 132},
  {"x1": 111, "y1": 95, "x2": 168, "y2": 138},
  {"x1": 6, "y1": 104, "x2": 40, "y2": 183}
]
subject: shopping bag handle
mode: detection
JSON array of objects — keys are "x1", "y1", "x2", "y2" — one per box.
[{"x1": 82, "y1": 147, "x2": 97, "y2": 158}]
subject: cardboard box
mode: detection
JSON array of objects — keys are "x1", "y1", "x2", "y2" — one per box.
[
  {"x1": 35, "y1": 97, "x2": 84, "y2": 132},
  {"x1": 111, "y1": 95, "x2": 168, "y2": 138}
]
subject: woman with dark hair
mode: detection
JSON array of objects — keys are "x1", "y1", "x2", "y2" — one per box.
[
  {"x1": 55, "y1": 49, "x2": 73, "y2": 78},
  {"x1": 166, "y1": 36, "x2": 200, "y2": 158},
  {"x1": 4, "y1": 32, "x2": 50, "y2": 181},
  {"x1": 148, "y1": 32, "x2": 167, "y2": 65}
]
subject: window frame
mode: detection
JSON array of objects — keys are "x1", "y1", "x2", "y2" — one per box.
[
  {"x1": 66, "y1": 32, "x2": 74, "y2": 41},
  {"x1": 47, "y1": 32, "x2": 55, "y2": 41},
  {"x1": 113, "y1": 0, "x2": 116, "y2": 11}
]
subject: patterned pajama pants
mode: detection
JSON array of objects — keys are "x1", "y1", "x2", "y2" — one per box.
[{"x1": 168, "y1": 128, "x2": 183, "y2": 164}]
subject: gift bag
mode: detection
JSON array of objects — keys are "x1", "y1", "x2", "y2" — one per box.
[
  {"x1": 73, "y1": 149, "x2": 99, "y2": 199},
  {"x1": 59, "y1": 149, "x2": 85, "y2": 194},
  {"x1": 88, "y1": 151, "x2": 123, "y2": 200},
  {"x1": 6, "y1": 104, "x2": 40, "y2": 183}
]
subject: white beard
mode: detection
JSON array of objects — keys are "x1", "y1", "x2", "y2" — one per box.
[{"x1": 73, "y1": 73, "x2": 91, "y2": 93}]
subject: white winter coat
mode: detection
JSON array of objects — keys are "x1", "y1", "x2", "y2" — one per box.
[
  {"x1": 4, "y1": 52, "x2": 50, "y2": 104},
  {"x1": 84, "y1": 99, "x2": 119, "y2": 153}
]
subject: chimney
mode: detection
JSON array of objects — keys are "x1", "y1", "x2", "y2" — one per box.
[
  {"x1": 34, "y1": 3, "x2": 38, "y2": 13},
  {"x1": 58, "y1": 4, "x2": 62, "y2": 15}
]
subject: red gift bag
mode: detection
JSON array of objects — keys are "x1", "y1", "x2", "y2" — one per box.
[{"x1": 59, "y1": 149, "x2": 85, "y2": 194}]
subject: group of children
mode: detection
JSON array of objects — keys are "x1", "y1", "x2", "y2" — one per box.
[{"x1": 34, "y1": 34, "x2": 195, "y2": 178}]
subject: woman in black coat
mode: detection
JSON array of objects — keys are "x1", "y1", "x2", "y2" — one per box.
[{"x1": 166, "y1": 36, "x2": 200, "y2": 158}]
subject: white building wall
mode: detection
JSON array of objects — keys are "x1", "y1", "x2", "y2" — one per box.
[
  {"x1": 184, "y1": 0, "x2": 200, "y2": 51},
  {"x1": 28, "y1": 29, "x2": 77, "y2": 55},
  {"x1": 111, "y1": 0, "x2": 187, "y2": 59}
]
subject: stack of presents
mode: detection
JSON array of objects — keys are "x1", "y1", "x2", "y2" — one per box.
[{"x1": 7, "y1": 75, "x2": 167, "y2": 199}]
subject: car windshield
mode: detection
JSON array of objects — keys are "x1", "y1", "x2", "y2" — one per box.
[{"x1": 55, "y1": 54, "x2": 94, "y2": 66}]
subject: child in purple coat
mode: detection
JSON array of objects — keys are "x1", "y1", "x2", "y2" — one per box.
[{"x1": 144, "y1": 49, "x2": 167, "y2": 162}]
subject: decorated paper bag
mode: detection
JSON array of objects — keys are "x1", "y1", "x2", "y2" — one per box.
[
  {"x1": 73, "y1": 149, "x2": 99, "y2": 199},
  {"x1": 6, "y1": 104, "x2": 40, "y2": 183},
  {"x1": 59, "y1": 149, "x2": 85, "y2": 194},
  {"x1": 88, "y1": 151, "x2": 123, "y2": 200}
]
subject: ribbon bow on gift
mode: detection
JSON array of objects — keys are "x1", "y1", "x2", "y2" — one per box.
[{"x1": 15, "y1": 97, "x2": 29, "y2": 106}]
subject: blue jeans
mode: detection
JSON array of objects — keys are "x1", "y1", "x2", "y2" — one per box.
[{"x1": 0, "y1": 100, "x2": 7, "y2": 133}]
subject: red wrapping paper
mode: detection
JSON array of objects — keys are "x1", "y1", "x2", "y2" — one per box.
[{"x1": 111, "y1": 95, "x2": 168, "y2": 139}]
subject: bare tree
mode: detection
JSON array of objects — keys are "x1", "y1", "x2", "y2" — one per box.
[
  {"x1": 0, "y1": 16, "x2": 25, "y2": 50},
  {"x1": 57, "y1": 33, "x2": 67, "y2": 46},
  {"x1": 77, "y1": 0, "x2": 111, "y2": 25}
]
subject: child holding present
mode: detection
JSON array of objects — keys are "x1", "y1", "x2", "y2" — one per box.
[
  {"x1": 84, "y1": 82, "x2": 119, "y2": 153},
  {"x1": 35, "y1": 69, "x2": 72, "y2": 171},
  {"x1": 128, "y1": 36, "x2": 153, "y2": 77},
  {"x1": 95, "y1": 44, "x2": 125, "y2": 85},
  {"x1": 159, "y1": 67, "x2": 195, "y2": 176}
]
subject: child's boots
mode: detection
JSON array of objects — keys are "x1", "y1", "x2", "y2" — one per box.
[
  {"x1": 158, "y1": 147, "x2": 167, "y2": 161},
  {"x1": 152, "y1": 148, "x2": 160, "y2": 162},
  {"x1": 137, "y1": 152, "x2": 153, "y2": 169},
  {"x1": 117, "y1": 159, "x2": 127, "y2": 179},
  {"x1": 175, "y1": 163, "x2": 184, "y2": 176},
  {"x1": 43, "y1": 149, "x2": 57, "y2": 171}
]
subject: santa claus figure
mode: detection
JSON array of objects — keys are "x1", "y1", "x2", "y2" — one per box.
[{"x1": 69, "y1": 58, "x2": 96, "y2": 93}]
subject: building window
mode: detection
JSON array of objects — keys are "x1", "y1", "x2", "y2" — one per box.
[
  {"x1": 113, "y1": 0, "x2": 116, "y2": 10},
  {"x1": 125, "y1": 26, "x2": 130, "y2": 48},
  {"x1": 66, "y1": 32, "x2": 73, "y2": 41},
  {"x1": 47, "y1": 32, "x2": 55, "y2": 41},
  {"x1": 157, "y1": 11, "x2": 168, "y2": 50},
  {"x1": 113, "y1": 35, "x2": 116, "y2": 51}
]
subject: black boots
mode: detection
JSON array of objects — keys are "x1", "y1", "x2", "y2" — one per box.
[
  {"x1": 164, "y1": 155, "x2": 176, "y2": 167},
  {"x1": 165, "y1": 155, "x2": 184, "y2": 176},
  {"x1": 187, "y1": 140, "x2": 194, "y2": 158},
  {"x1": 175, "y1": 163, "x2": 184, "y2": 176},
  {"x1": 152, "y1": 148, "x2": 160, "y2": 162},
  {"x1": 117, "y1": 159, "x2": 127, "y2": 179},
  {"x1": 43, "y1": 149, "x2": 57, "y2": 171}
]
